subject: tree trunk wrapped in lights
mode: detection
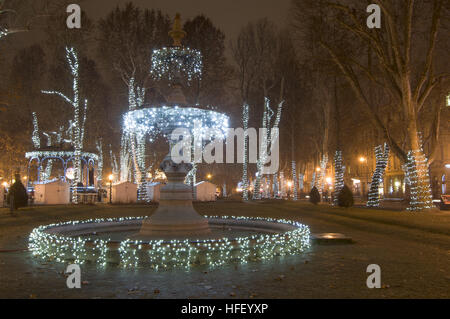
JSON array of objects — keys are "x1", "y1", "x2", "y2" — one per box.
[
  {"x1": 405, "y1": 149, "x2": 433, "y2": 211},
  {"x1": 317, "y1": 154, "x2": 328, "y2": 196},
  {"x1": 367, "y1": 144, "x2": 389, "y2": 207},
  {"x1": 31, "y1": 112, "x2": 40, "y2": 149},
  {"x1": 279, "y1": 171, "x2": 286, "y2": 198},
  {"x1": 96, "y1": 139, "x2": 103, "y2": 188},
  {"x1": 42, "y1": 47, "x2": 87, "y2": 204},
  {"x1": 253, "y1": 99, "x2": 268, "y2": 200},
  {"x1": 292, "y1": 161, "x2": 298, "y2": 201},
  {"x1": 254, "y1": 98, "x2": 283, "y2": 200},
  {"x1": 242, "y1": 103, "x2": 249, "y2": 201},
  {"x1": 119, "y1": 134, "x2": 131, "y2": 182},
  {"x1": 125, "y1": 78, "x2": 148, "y2": 201},
  {"x1": 333, "y1": 150, "x2": 344, "y2": 206}
]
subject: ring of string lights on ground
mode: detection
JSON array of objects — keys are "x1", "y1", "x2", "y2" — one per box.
[{"x1": 28, "y1": 216, "x2": 310, "y2": 270}]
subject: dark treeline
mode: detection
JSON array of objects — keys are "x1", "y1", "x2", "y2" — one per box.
[{"x1": 0, "y1": 0, "x2": 448, "y2": 195}]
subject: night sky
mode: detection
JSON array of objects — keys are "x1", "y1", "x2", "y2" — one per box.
[{"x1": 83, "y1": 0, "x2": 291, "y2": 39}]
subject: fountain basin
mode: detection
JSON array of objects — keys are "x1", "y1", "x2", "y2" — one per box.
[{"x1": 29, "y1": 216, "x2": 310, "y2": 270}]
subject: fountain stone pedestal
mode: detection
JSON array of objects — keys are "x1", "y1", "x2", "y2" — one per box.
[{"x1": 140, "y1": 154, "x2": 210, "y2": 236}]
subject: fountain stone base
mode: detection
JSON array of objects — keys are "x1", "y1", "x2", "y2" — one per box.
[{"x1": 140, "y1": 155, "x2": 210, "y2": 236}]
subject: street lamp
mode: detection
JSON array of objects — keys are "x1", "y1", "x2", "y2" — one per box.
[
  {"x1": 358, "y1": 156, "x2": 368, "y2": 199},
  {"x1": 207, "y1": 173, "x2": 212, "y2": 180},
  {"x1": 108, "y1": 174, "x2": 114, "y2": 204}
]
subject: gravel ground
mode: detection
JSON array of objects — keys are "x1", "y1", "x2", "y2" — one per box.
[{"x1": 0, "y1": 201, "x2": 449, "y2": 299}]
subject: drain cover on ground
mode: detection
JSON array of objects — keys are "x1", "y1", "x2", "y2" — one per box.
[{"x1": 311, "y1": 233, "x2": 353, "y2": 244}]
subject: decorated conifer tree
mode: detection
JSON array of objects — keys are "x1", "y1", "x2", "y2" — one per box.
[{"x1": 7, "y1": 173, "x2": 28, "y2": 210}]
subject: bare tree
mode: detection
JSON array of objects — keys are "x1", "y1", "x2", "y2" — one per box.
[{"x1": 292, "y1": 0, "x2": 449, "y2": 210}]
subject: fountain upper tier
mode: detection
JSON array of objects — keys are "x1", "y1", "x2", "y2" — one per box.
[{"x1": 123, "y1": 106, "x2": 229, "y2": 139}]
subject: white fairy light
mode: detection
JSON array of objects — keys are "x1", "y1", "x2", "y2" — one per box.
[
  {"x1": 333, "y1": 151, "x2": 344, "y2": 206},
  {"x1": 96, "y1": 140, "x2": 103, "y2": 186},
  {"x1": 31, "y1": 112, "x2": 40, "y2": 149},
  {"x1": 41, "y1": 47, "x2": 89, "y2": 203},
  {"x1": 254, "y1": 98, "x2": 283, "y2": 200},
  {"x1": 151, "y1": 47, "x2": 202, "y2": 83},
  {"x1": 0, "y1": 28, "x2": 8, "y2": 39},
  {"x1": 242, "y1": 103, "x2": 249, "y2": 201},
  {"x1": 367, "y1": 144, "x2": 389, "y2": 207},
  {"x1": 25, "y1": 151, "x2": 98, "y2": 162},
  {"x1": 317, "y1": 154, "x2": 328, "y2": 195},
  {"x1": 405, "y1": 149, "x2": 433, "y2": 211},
  {"x1": 292, "y1": 161, "x2": 298, "y2": 201},
  {"x1": 28, "y1": 216, "x2": 310, "y2": 270},
  {"x1": 123, "y1": 106, "x2": 229, "y2": 140}
]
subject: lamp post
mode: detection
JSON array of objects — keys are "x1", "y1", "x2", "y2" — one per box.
[
  {"x1": 358, "y1": 156, "x2": 368, "y2": 199},
  {"x1": 108, "y1": 174, "x2": 113, "y2": 204}
]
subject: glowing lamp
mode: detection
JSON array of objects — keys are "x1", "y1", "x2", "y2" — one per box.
[{"x1": 65, "y1": 168, "x2": 75, "y2": 180}]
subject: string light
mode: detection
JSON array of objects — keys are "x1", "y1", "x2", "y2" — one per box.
[
  {"x1": 333, "y1": 151, "x2": 344, "y2": 206},
  {"x1": 242, "y1": 103, "x2": 249, "y2": 201},
  {"x1": 25, "y1": 151, "x2": 98, "y2": 162},
  {"x1": 317, "y1": 154, "x2": 328, "y2": 195},
  {"x1": 254, "y1": 98, "x2": 283, "y2": 200},
  {"x1": 31, "y1": 112, "x2": 40, "y2": 149},
  {"x1": 123, "y1": 106, "x2": 229, "y2": 140},
  {"x1": 96, "y1": 140, "x2": 103, "y2": 187},
  {"x1": 280, "y1": 171, "x2": 286, "y2": 198},
  {"x1": 150, "y1": 47, "x2": 202, "y2": 83},
  {"x1": 405, "y1": 149, "x2": 433, "y2": 211},
  {"x1": 28, "y1": 216, "x2": 310, "y2": 270},
  {"x1": 41, "y1": 47, "x2": 89, "y2": 203},
  {"x1": 292, "y1": 161, "x2": 298, "y2": 201},
  {"x1": 0, "y1": 28, "x2": 8, "y2": 39},
  {"x1": 367, "y1": 144, "x2": 389, "y2": 207}
]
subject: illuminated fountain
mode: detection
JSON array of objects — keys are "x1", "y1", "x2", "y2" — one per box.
[{"x1": 28, "y1": 14, "x2": 310, "y2": 269}]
